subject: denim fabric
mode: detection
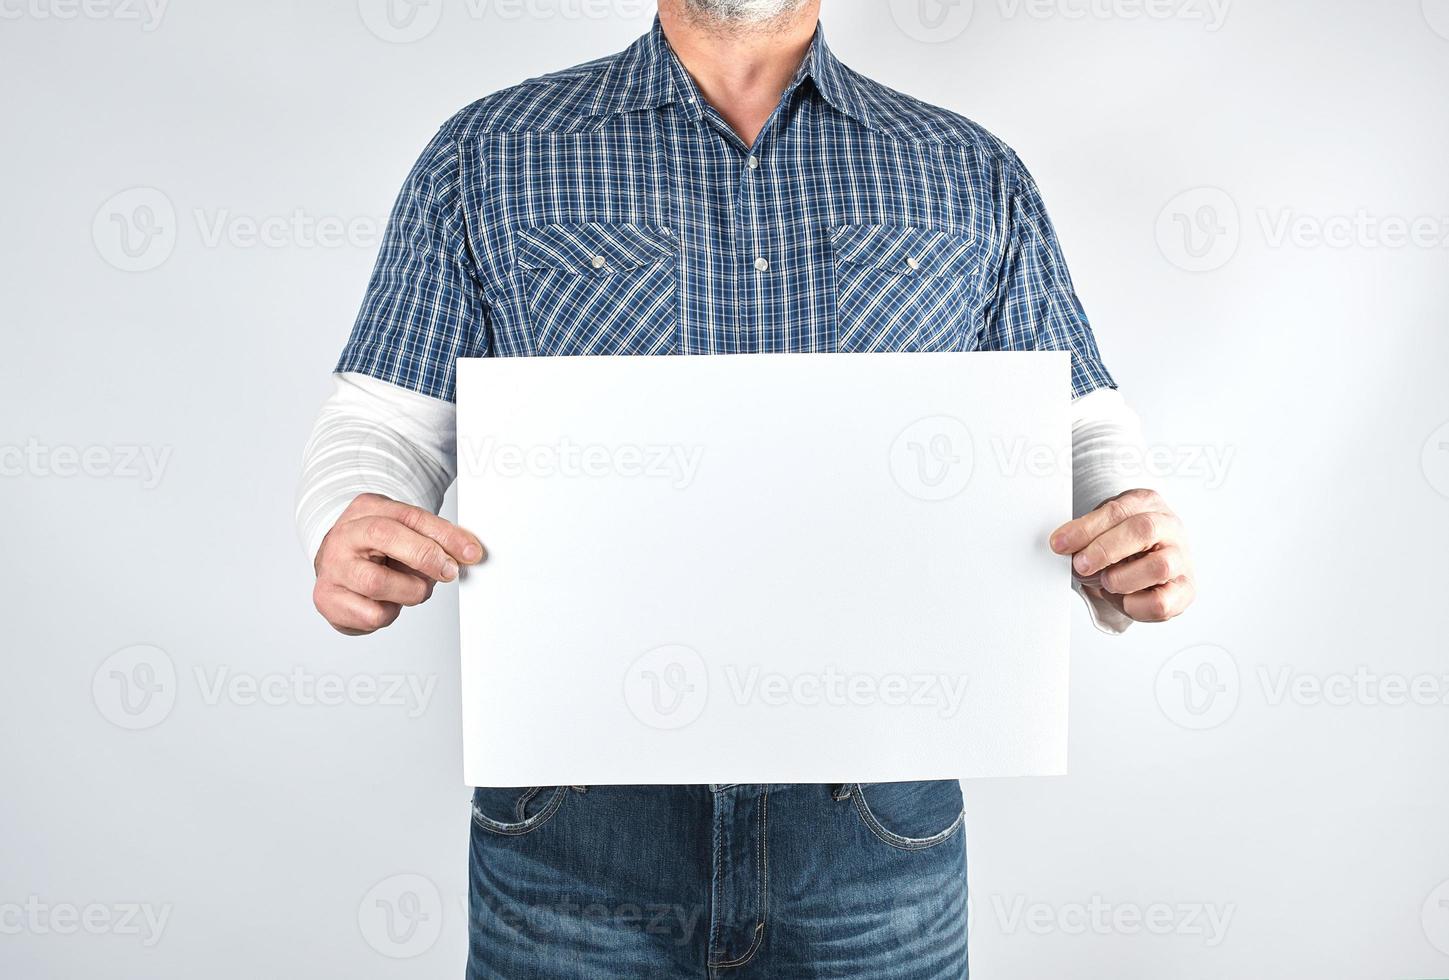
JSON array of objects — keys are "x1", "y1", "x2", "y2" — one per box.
[{"x1": 467, "y1": 781, "x2": 968, "y2": 979}]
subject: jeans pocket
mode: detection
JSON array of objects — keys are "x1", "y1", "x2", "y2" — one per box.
[
  {"x1": 849, "y1": 780, "x2": 964, "y2": 851},
  {"x1": 470, "y1": 785, "x2": 569, "y2": 837}
]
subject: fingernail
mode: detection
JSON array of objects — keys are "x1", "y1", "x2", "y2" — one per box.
[
  {"x1": 1073, "y1": 553, "x2": 1093, "y2": 574},
  {"x1": 442, "y1": 559, "x2": 459, "y2": 581},
  {"x1": 1049, "y1": 533, "x2": 1066, "y2": 553},
  {"x1": 462, "y1": 543, "x2": 482, "y2": 563}
]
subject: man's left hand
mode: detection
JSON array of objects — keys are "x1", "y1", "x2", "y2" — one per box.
[{"x1": 1049, "y1": 488, "x2": 1196, "y2": 623}]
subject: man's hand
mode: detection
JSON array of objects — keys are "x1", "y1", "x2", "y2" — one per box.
[
  {"x1": 313, "y1": 493, "x2": 485, "y2": 636},
  {"x1": 1049, "y1": 488, "x2": 1195, "y2": 624}
]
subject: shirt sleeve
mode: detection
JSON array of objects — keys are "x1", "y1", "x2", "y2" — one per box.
[
  {"x1": 979, "y1": 153, "x2": 1116, "y2": 399},
  {"x1": 335, "y1": 124, "x2": 489, "y2": 403}
]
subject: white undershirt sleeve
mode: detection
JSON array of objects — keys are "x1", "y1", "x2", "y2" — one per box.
[
  {"x1": 295, "y1": 373, "x2": 1152, "y2": 635},
  {"x1": 1070, "y1": 387, "x2": 1154, "y2": 635},
  {"x1": 294, "y1": 372, "x2": 457, "y2": 563}
]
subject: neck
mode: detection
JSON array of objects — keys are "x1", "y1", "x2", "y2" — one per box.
[{"x1": 657, "y1": 1, "x2": 820, "y2": 146}]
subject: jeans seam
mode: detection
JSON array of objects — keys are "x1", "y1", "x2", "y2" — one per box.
[{"x1": 708, "y1": 787, "x2": 769, "y2": 972}]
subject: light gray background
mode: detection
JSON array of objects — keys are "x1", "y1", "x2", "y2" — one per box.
[{"x1": 3, "y1": 1, "x2": 1448, "y2": 977}]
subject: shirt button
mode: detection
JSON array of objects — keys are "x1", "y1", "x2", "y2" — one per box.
[
  {"x1": 591, "y1": 254, "x2": 607, "y2": 269},
  {"x1": 906, "y1": 256, "x2": 921, "y2": 271},
  {"x1": 747, "y1": 155, "x2": 760, "y2": 170},
  {"x1": 754, "y1": 257, "x2": 770, "y2": 272}
]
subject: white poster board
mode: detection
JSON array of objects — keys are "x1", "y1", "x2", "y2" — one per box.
[{"x1": 456, "y1": 352, "x2": 1070, "y2": 786}]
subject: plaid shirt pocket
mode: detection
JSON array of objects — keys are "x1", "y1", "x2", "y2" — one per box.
[
  {"x1": 830, "y1": 224, "x2": 980, "y2": 354},
  {"x1": 516, "y1": 222, "x2": 681, "y2": 357}
]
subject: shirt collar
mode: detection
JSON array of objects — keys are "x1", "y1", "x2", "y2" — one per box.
[{"x1": 591, "y1": 17, "x2": 873, "y2": 129}]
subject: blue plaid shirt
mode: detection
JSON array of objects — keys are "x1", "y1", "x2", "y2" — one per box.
[{"x1": 338, "y1": 18, "x2": 1114, "y2": 402}]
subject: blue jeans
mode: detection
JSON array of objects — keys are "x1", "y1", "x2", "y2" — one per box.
[{"x1": 466, "y1": 781, "x2": 968, "y2": 978}]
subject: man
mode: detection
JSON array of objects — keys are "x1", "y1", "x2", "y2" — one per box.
[{"x1": 297, "y1": 1, "x2": 1195, "y2": 975}]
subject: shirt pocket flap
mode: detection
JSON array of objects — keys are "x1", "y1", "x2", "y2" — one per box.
[
  {"x1": 830, "y1": 224, "x2": 976, "y2": 279},
  {"x1": 516, "y1": 222, "x2": 677, "y2": 274}
]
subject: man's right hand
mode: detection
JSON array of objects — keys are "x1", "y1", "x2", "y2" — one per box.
[{"x1": 312, "y1": 493, "x2": 485, "y2": 636}]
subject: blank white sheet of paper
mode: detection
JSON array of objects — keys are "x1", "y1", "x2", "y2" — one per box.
[{"x1": 456, "y1": 351, "x2": 1070, "y2": 786}]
